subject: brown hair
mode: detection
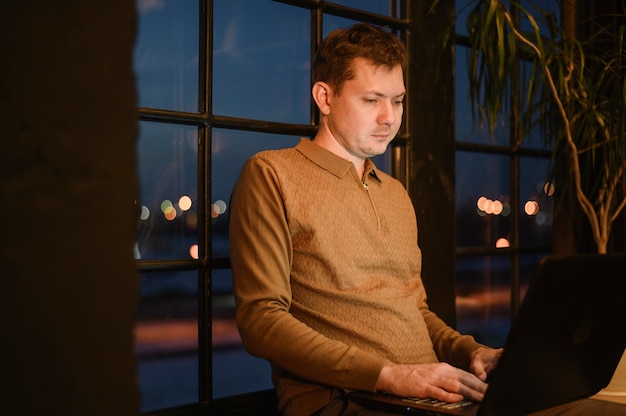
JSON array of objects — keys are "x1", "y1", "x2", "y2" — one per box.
[{"x1": 312, "y1": 23, "x2": 408, "y2": 95}]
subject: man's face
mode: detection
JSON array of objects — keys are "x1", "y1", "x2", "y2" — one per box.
[{"x1": 327, "y1": 57, "x2": 405, "y2": 159}]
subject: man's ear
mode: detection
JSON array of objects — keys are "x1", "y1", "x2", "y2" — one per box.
[{"x1": 312, "y1": 81, "x2": 332, "y2": 115}]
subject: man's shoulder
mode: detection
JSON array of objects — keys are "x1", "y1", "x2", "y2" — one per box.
[
  {"x1": 248, "y1": 146, "x2": 302, "y2": 167},
  {"x1": 239, "y1": 146, "x2": 309, "y2": 182},
  {"x1": 254, "y1": 146, "x2": 298, "y2": 158}
]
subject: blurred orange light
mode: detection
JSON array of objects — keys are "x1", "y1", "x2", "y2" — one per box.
[
  {"x1": 524, "y1": 201, "x2": 539, "y2": 216},
  {"x1": 164, "y1": 206, "x2": 176, "y2": 220},
  {"x1": 179, "y1": 195, "x2": 192, "y2": 211},
  {"x1": 189, "y1": 244, "x2": 199, "y2": 259},
  {"x1": 496, "y1": 238, "x2": 510, "y2": 248}
]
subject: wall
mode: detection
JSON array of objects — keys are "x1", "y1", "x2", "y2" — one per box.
[{"x1": 0, "y1": 1, "x2": 140, "y2": 414}]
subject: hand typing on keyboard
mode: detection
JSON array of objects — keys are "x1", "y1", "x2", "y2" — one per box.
[
  {"x1": 374, "y1": 361, "x2": 488, "y2": 404},
  {"x1": 470, "y1": 346, "x2": 503, "y2": 382}
]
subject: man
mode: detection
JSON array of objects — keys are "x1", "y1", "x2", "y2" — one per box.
[{"x1": 229, "y1": 23, "x2": 500, "y2": 415}]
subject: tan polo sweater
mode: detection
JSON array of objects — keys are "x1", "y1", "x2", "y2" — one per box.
[{"x1": 229, "y1": 138, "x2": 483, "y2": 415}]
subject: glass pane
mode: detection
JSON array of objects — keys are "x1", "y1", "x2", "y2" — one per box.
[
  {"x1": 519, "y1": 156, "x2": 554, "y2": 247},
  {"x1": 212, "y1": 269, "x2": 272, "y2": 398},
  {"x1": 455, "y1": 255, "x2": 511, "y2": 347},
  {"x1": 324, "y1": 14, "x2": 360, "y2": 36},
  {"x1": 323, "y1": 14, "x2": 403, "y2": 38},
  {"x1": 134, "y1": 0, "x2": 199, "y2": 112},
  {"x1": 329, "y1": 0, "x2": 399, "y2": 16},
  {"x1": 211, "y1": 129, "x2": 302, "y2": 257},
  {"x1": 455, "y1": 0, "x2": 474, "y2": 37},
  {"x1": 519, "y1": 0, "x2": 560, "y2": 34},
  {"x1": 137, "y1": 121, "x2": 198, "y2": 261},
  {"x1": 456, "y1": 47, "x2": 510, "y2": 146},
  {"x1": 456, "y1": 252, "x2": 550, "y2": 349},
  {"x1": 519, "y1": 115, "x2": 552, "y2": 151},
  {"x1": 456, "y1": 151, "x2": 511, "y2": 248},
  {"x1": 135, "y1": 270, "x2": 199, "y2": 411},
  {"x1": 212, "y1": 0, "x2": 310, "y2": 124},
  {"x1": 518, "y1": 59, "x2": 556, "y2": 151}
]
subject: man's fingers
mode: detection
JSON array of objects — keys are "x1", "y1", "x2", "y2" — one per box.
[
  {"x1": 426, "y1": 386, "x2": 465, "y2": 403},
  {"x1": 434, "y1": 368, "x2": 487, "y2": 403}
]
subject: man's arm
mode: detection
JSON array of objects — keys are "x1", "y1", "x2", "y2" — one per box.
[
  {"x1": 375, "y1": 289, "x2": 497, "y2": 403},
  {"x1": 370, "y1": 270, "x2": 500, "y2": 402},
  {"x1": 414, "y1": 281, "x2": 487, "y2": 371}
]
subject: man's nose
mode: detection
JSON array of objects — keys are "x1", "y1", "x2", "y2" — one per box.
[{"x1": 378, "y1": 100, "x2": 396, "y2": 126}]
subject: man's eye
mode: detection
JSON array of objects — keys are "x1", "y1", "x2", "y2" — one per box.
[{"x1": 394, "y1": 100, "x2": 404, "y2": 105}]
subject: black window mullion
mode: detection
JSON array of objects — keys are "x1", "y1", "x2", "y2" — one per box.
[{"x1": 200, "y1": 0, "x2": 212, "y2": 404}]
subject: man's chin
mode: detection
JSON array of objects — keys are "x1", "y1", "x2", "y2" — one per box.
[{"x1": 367, "y1": 142, "x2": 392, "y2": 157}]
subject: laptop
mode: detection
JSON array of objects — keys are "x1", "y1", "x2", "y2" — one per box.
[{"x1": 348, "y1": 252, "x2": 626, "y2": 416}]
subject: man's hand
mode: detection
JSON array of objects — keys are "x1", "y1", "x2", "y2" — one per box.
[
  {"x1": 469, "y1": 346, "x2": 503, "y2": 381},
  {"x1": 374, "y1": 362, "x2": 488, "y2": 403}
]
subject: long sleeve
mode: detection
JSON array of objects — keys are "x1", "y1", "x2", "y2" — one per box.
[
  {"x1": 420, "y1": 302, "x2": 486, "y2": 370},
  {"x1": 229, "y1": 154, "x2": 387, "y2": 392}
]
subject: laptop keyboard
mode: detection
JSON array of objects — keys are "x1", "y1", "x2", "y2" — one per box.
[{"x1": 401, "y1": 397, "x2": 474, "y2": 410}]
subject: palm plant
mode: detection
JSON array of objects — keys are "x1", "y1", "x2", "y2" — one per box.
[{"x1": 433, "y1": 0, "x2": 626, "y2": 254}]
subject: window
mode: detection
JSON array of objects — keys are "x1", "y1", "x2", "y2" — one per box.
[
  {"x1": 453, "y1": 0, "x2": 559, "y2": 347},
  {"x1": 134, "y1": 0, "x2": 407, "y2": 412}
]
